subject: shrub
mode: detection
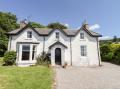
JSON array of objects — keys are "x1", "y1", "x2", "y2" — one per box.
[
  {"x1": 36, "y1": 52, "x2": 50, "y2": 66},
  {"x1": 113, "y1": 46, "x2": 120, "y2": 64},
  {"x1": 100, "y1": 43, "x2": 120, "y2": 65},
  {"x1": 102, "y1": 52, "x2": 114, "y2": 62},
  {"x1": 100, "y1": 44, "x2": 111, "y2": 61},
  {"x1": 3, "y1": 51, "x2": 16, "y2": 66}
]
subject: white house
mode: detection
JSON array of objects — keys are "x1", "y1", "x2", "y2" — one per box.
[{"x1": 8, "y1": 22, "x2": 102, "y2": 67}]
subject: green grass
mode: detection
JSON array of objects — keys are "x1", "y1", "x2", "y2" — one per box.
[
  {"x1": 0, "y1": 66, "x2": 53, "y2": 89},
  {"x1": 0, "y1": 57, "x2": 3, "y2": 66}
]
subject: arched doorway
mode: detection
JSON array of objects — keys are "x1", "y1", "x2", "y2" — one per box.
[{"x1": 55, "y1": 48, "x2": 61, "y2": 65}]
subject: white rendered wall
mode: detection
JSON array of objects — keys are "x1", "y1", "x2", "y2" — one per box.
[
  {"x1": 8, "y1": 28, "x2": 100, "y2": 66},
  {"x1": 71, "y1": 29, "x2": 99, "y2": 66}
]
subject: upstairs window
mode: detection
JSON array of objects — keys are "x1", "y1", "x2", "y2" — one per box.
[
  {"x1": 27, "y1": 31, "x2": 32, "y2": 38},
  {"x1": 80, "y1": 45, "x2": 87, "y2": 56},
  {"x1": 80, "y1": 33, "x2": 84, "y2": 39},
  {"x1": 56, "y1": 32, "x2": 59, "y2": 39}
]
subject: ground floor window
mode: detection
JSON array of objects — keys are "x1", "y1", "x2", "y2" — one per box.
[
  {"x1": 80, "y1": 45, "x2": 87, "y2": 56},
  {"x1": 32, "y1": 45, "x2": 37, "y2": 60},
  {"x1": 20, "y1": 44, "x2": 37, "y2": 61},
  {"x1": 22, "y1": 45, "x2": 30, "y2": 61}
]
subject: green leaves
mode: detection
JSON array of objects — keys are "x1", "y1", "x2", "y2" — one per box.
[
  {"x1": 3, "y1": 51, "x2": 16, "y2": 66},
  {"x1": 47, "y1": 22, "x2": 68, "y2": 29},
  {"x1": 0, "y1": 12, "x2": 19, "y2": 32},
  {"x1": 0, "y1": 12, "x2": 19, "y2": 56},
  {"x1": 100, "y1": 43, "x2": 120, "y2": 64},
  {"x1": 29, "y1": 22, "x2": 45, "y2": 28}
]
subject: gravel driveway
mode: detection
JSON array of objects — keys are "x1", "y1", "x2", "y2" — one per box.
[{"x1": 55, "y1": 62, "x2": 120, "y2": 89}]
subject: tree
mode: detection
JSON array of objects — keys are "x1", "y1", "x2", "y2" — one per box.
[
  {"x1": 0, "y1": 12, "x2": 19, "y2": 32},
  {"x1": 29, "y1": 22, "x2": 45, "y2": 28},
  {"x1": 0, "y1": 29, "x2": 8, "y2": 56},
  {"x1": 47, "y1": 22, "x2": 67, "y2": 29},
  {"x1": 0, "y1": 12, "x2": 19, "y2": 56},
  {"x1": 113, "y1": 35, "x2": 117, "y2": 42}
]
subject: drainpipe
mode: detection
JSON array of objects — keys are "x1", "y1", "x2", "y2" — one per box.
[
  {"x1": 43, "y1": 36, "x2": 45, "y2": 53},
  {"x1": 70, "y1": 37, "x2": 72, "y2": 66},
  {"x1": 96, "y1": 37, "x2": 101, "y2": 66}
]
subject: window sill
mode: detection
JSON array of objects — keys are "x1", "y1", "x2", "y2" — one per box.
[
  {"x1": 25, "y1": 38, "x2": 32, "y2": 40},
  {"x1": 80, "y1": 56, "x2": 87, "y2": 58},
  {"x1": 80, "y1": 39, "x2": 86, "y2": 41}
]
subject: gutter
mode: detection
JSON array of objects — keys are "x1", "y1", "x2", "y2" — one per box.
[
  {"x1": 43, "y1": 36, "x2": 45, "y2": 52},
  {"x1": 70, "y1": 37, "x2": 72, "y2": 66},
  {"x1": 96, "y1": 37, "x2": 101, "y2": 66}
]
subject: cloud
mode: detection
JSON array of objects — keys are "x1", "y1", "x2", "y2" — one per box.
[
  {"x1": 99, "y1": 36, "x2": 112, "y2": 40},
  {"x1": 89, "y1": 24, "x2": 100, "y2": 30},
  {"x1": 64, "y1": 23, "x2": 69, "y2": 28}
]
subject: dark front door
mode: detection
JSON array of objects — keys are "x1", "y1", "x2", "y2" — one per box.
[{"x1": 55, "y1": 48, "x2": 61, "y2": 65}]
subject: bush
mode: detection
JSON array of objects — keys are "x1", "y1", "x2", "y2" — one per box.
[
  {"x1": 3, "y1": 51, "x2": 16, "y2": 66},
  {"x1": 100, "y1": 43, "x2": 120, "y2": 65},
  {"x1": 102, "y1": 52, "x2": 114, "y2": 62},
  {"x1": 100, "y1": 44, "x2": 110, "y2": 60},
  {"x1": 113, "y1": 47, "x2": 120, "y2": 64},
  {"x1": 36, "y1": 52, "x2": 50, "y2": 66}
]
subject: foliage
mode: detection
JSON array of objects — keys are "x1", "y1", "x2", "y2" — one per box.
[
  {"x1": 113, "y1": 35, "x2": 117, "y2": 42},
  {"x1": 0, "y1": 12, "x2": 19, "y2": 32},
  {"x1": 100, "y1": 44, "x2": 112, "y2": 61},
  {"x1": 113, "y1": 46, "x2": 120, "y2": 64},
  {"x1": 47, "y1": 22, "x2": 68, "y2": 29},
  {"x1": 0, "y1": 12, "x2": 19, "y2": 56},
  {"x1": 0, "y1": 66, "x2": 53, "y2": 89},
  {"x1": 29, "y1": 22, "x2": 46, "y2": 28},
  {"x1": 36, "y1": 52, "x2": 50, "y2": 66},
  {"x1": 100, "y1": 43, "x2": 120, "y2": 64},
  {"x1": 0, "y1": 30, "x2": 8, "y2": 56},
  {"x1": 3, "y1": 51, "x2": 16, "y2": 66}
]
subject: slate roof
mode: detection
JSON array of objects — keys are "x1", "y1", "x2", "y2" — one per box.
[{"x1": 8, "y1": 24, "x2": 102, "y2": 37}]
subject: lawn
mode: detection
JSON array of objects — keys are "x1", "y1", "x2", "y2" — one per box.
[
  {"x1": 0, "y1": 57, "x2": 3, "y2": 66},
  {"x1": 0, "y1": 61, "x2": 53, "y2": 89}
]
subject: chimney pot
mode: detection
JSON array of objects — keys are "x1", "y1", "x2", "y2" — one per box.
[{"x1": 20, "y1": 19, "x2": 28, "y2": 28}]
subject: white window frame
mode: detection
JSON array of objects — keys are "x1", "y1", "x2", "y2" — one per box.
[
  {"x1": 32, "y1": 45, "x2": 37, "y2": 60},
  {"x1": 21, "y1": 44, "x2": 30, "y2": 61},
  {"x1": 19, "y1": 44, "x2": 37, "y2": 62},
  {"x1": 56, "y1": 32, "x2": 59, "y2": 39},
  {"x1": 27, "y1": 31, "x2": 32, "y2": 38},
  {"x1": 80, "y1": 33, "x2": 84, "y2": 39}
]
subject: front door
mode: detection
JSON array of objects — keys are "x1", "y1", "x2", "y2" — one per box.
[{"x1": 55, "y1": 48, "x2": 61, "y2": 65}]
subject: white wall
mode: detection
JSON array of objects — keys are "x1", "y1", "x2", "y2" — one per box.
[
  {"x1": 71, "y1": 29, "x2": 99, "y2": 66},
  {"x1": 44, "y1": 29, "x2": 71, "y2": 65},
  {"x1": 8, "y1": 28, "x2": 100, "y2": 66}
]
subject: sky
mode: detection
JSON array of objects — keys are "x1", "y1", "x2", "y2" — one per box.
[{"x1": 0, "y1": 0, "x2": 120, "y2": 39}]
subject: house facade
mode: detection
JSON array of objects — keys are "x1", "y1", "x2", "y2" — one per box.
[{"x1": 8, "y1": 22, "x2": 102, "y2": 67}]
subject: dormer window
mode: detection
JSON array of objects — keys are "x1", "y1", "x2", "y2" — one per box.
[
  {"x1": 80, "y1": 33, "x2": 84, "y2": 39},
  {"x1": 27, "y1": 31, "x2": 32, "y2": 38},
  {"x1": 56, "y1": 32, "x2": 59, "y2": 39}
]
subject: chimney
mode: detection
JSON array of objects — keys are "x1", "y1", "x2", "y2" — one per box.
[
  {"x1": 84, "y1": 23, "x2": 89, "y2": 30},
  {"x1": 82, "y1": 20, "x2": 89, "y2": 30},
  {"x1": 20, "y1": 19, "x2": 28, "y2": 28}
]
